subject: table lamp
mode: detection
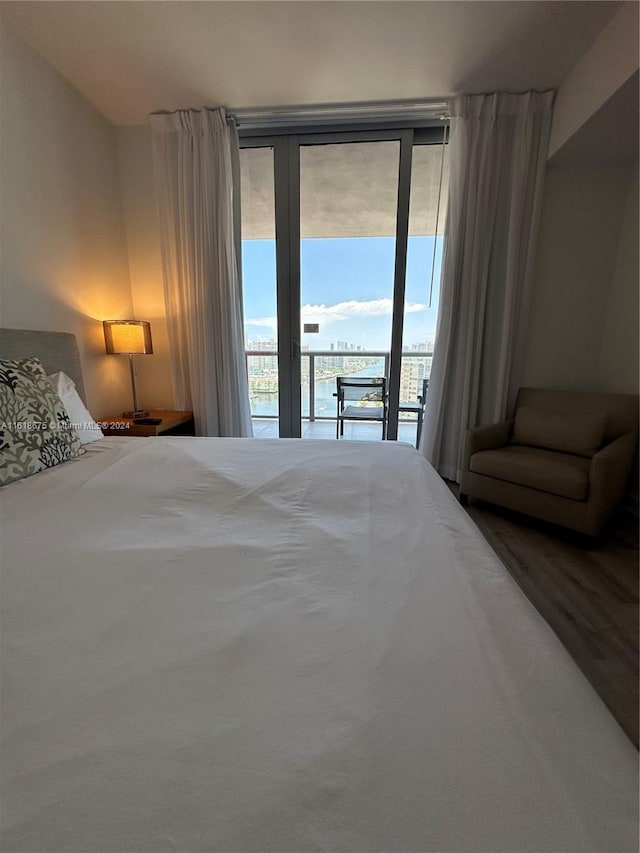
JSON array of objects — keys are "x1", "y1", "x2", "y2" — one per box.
[{"x1": 103, "y1": 320, "x2": 153, "y2": 418}]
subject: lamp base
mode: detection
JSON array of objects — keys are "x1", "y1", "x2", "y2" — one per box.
[{"x1": 123, "y1": 409, "x2": 149, "y2": 419}]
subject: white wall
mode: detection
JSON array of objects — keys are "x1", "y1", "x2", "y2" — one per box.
[
  {"x1": 116, "y1": 126, "x2": 173, "y2": 409},
  {"x1": 0, "y1": 24, "x2": 134, "y2": 418},
  {"x1": 522, "y1": 162, "x2": 637, "y2": 394}
]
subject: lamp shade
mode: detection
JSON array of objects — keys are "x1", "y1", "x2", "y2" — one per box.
[{"x1": 103, "y1": 320, "x2": 153, "y2": 355}]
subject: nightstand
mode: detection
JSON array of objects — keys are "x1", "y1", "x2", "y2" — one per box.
[{"x1": 100, "y1": 410, "x2": 195, "y2": 437}]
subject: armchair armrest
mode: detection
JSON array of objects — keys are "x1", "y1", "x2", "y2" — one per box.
[
  {"x1": 584, "y1": 431, "x2": 637, "y2": 534},
  {"x1": 462, "y1": 420, "x2": 513, "y2": 473},
  {"x1": 459, "y1": 420, "x2": 513, "y2": 502}
]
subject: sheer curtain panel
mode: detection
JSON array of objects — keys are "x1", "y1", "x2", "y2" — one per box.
[
  {"x1": 420, "y1": 91, "x2": 554, "y2": 479},
  {"x1": 151, "y1": 108, "x2": 253, "y2": 437}
]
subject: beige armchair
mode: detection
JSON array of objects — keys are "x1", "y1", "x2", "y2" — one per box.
[{"x1": 459, "y1": 387, "x2": 638, "y2": 536}]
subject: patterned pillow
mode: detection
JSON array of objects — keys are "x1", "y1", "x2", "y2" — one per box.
[{"x1": 0, "y1": 357, "x2": 83, "y2": 486}]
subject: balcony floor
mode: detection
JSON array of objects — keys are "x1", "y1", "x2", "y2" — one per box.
[{"x1": 252, "y1": 418, "x2": 419, "y2": 445}]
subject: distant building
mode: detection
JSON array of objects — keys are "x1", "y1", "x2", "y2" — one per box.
[{"x1": 399, "y1": 356, "x2": 432, "y2": 402}]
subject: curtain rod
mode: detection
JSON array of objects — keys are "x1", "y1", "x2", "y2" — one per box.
[{"x1": 228, "y1": 99, "x2": 449, "y2": 129}]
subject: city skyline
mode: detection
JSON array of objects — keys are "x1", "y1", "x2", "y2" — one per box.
[
  {"x1": 242, "y1": 235, "x2": 443, "y2": 351},
  {"x1": 246, "y1": 336, "x2": 435, "y2": 353}
]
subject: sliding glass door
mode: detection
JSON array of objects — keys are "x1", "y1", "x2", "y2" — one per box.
[
  {"x1": 299, "y1": 139, "x2": 399, "y2": 433},
  {"x1": 239, "y1": 145, "x2": 279, "y2": 433},
  {"x1": 240, "y1": 126, "x2": 447, "y2": 440}
]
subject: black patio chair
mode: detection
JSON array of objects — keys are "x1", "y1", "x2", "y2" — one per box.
[{"x1": 334, "y1": 376, "x2": 388, "y2": 439}]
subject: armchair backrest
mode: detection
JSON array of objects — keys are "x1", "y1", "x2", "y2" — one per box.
[{"x1": 515, "y1": 387, "x2": 639, "y2": 444}]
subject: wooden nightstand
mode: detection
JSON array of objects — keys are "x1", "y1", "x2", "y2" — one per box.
[{"x1": 100, "y1": 410, "x2": 195, "y2": 437}]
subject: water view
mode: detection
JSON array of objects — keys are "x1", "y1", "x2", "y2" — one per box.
[{"x1": 250, "y1": 360, "x2": 386, "y2": 418}]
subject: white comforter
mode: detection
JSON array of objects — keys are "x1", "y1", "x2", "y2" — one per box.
[{"x1": 1, "y1": 437, "x2": 637, "y2": 852}]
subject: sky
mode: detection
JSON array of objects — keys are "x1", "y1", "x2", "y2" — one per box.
[{"x1": 242, "y1": 235, "x2": 443, "y2": 351}]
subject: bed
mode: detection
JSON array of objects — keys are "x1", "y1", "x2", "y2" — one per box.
[{"x1": 1, "y1": 330, "x2": 638, "y2": 852}]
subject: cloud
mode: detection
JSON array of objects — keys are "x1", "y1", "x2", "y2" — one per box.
[
  {"x1": 247, "y1": 298, "x2": 426, "y2": 329},
  {"x1": 246, "y1": 317, "x2": 277, "y2": 329}
]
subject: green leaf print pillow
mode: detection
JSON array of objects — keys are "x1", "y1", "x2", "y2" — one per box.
[{"x1": 0, "y1": 357, "x2": 83, "y2": 486}]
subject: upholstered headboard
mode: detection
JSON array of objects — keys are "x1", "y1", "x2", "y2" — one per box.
[{"x1": 0, "y1": 328, "x2": 86, "y2": 403}]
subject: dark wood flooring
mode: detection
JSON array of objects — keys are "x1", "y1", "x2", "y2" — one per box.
[{"x1": 448, "y1": 485, "x2": 639, "y2": 748}]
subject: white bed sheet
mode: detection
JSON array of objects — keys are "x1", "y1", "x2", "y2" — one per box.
[{"x1": 1, "y1": 437, "x2": 637, "y2": 852}]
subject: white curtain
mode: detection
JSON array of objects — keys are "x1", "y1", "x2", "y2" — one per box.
[
  {"x1": 150, "y1": 108, "x2": 253, "y2": 437},
  {"x1": 420, "y1": 91, "x2": 554, "y2": 479}
]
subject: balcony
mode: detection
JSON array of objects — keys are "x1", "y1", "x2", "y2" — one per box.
[{"x1": 246, "y1": 350, "x2": 432, "y2": 444}]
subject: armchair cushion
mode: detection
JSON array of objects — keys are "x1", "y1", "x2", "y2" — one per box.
[
  {"x1": 511, "y1": 406, "x2": 607, "y2": 458},
  {"x1": 470, "y1": 445, "x2": 591, "y2": 501}
]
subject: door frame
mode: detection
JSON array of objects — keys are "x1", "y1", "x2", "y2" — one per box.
[{"x1": 240, "y1": 125, "x2": 444, "y2": 438}]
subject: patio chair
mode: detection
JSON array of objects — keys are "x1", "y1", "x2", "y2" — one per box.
[
  {"x1": 398, "y1": 378, "x2": 430, "y2": 446},
  {"x1": 335, "y1": 376, "x2": 387, "y2": 439}
]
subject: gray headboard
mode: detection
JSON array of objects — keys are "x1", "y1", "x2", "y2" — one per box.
[{"x1": 0, "y1": 328, "x2": 86, "y2": 402}]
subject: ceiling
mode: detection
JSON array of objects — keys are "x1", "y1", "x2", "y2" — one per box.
[
  {"x1": 0, "y1": 1, "x2": 621, "y2": 126},
  {"x1": 242, "y1": 140, "x2": 449, "y2": 240}
]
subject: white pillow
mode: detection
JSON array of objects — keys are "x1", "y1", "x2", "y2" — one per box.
[{"x1": 48, "y1": 372, "x2": 104, "y2": 445}]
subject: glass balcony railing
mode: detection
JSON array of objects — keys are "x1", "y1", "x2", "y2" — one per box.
[{"x1": 245, "y1": 350, "x2": 433, "y2": 421}]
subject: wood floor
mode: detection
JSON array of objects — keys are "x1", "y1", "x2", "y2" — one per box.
[{"x1": 450, "y1": 486, "x2": 639, "y2": 748}]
